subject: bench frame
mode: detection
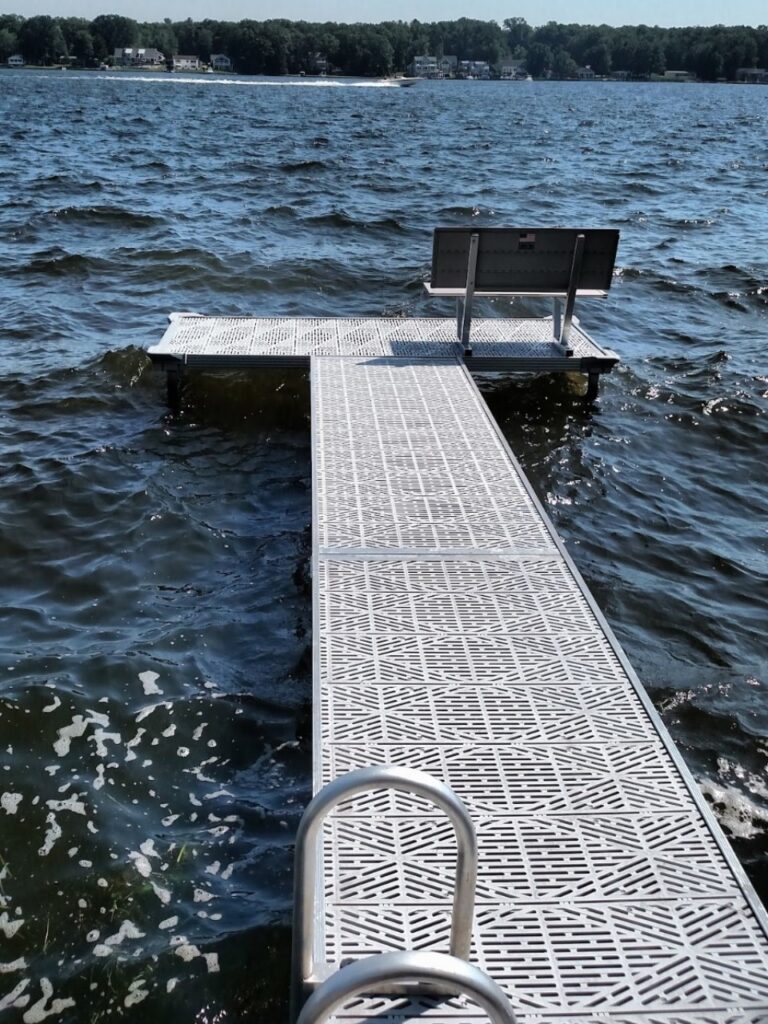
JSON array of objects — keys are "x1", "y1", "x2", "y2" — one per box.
[{"x1": 424, "y1": 227, "x2": 618, "y2": 357}]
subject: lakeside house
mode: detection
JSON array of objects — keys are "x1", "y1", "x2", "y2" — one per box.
[
  {"x1": 499, "y1": 59, "x2": 526, "y2": 79},
  {"x1": 173, "y1": 54, "x2": 200, "y2": 71},
  {"x1": 577, "y1": 65, "x2": 596, "y2": 79},
  {"x1": 658, "y1": 69, "x2": 696, "y2": 82},
  {"x1": 210, "y1": 53, "x2": 232, "y2": 71},
  {"x1": 6, "y1": 54, "x2": 25, "y2": 67},
  {"x1": 114, "y1": 47, "x2": 164, "y2": 66},
  {"x1": 410, "y1": 54, "x2": 438, "y2": 77},
  {"x1": 736, "y1": 66, "x2": 768, "y2": 83},
  {"x1": 458, "y1": 59, "x2": 490, "y2": 79}
]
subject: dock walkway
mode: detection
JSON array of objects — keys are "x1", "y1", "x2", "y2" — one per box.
[
  {"x1": 149, "y1": 319, "x2": 768, "y2": 1020},
  {"x1": 311, "y1": 355, "x2": 768, "y2": 1020}
]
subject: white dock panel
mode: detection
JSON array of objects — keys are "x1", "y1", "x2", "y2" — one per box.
[
  {"x1": 148, "y1": 314, "x2": 614, "y2": 368},
  {"x1": 312, "y1": 356, "x2": 768, "y2": 1022}
]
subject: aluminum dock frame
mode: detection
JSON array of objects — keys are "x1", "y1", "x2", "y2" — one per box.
[{"x1": 148, "y1": 328, "x2": 768, "y2": 1021}]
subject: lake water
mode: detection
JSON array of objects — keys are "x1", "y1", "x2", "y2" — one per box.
[{"x1": 0, "y1": 70, "x2": 766, "y2": 1021}]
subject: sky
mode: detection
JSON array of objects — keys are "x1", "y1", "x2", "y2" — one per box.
[{"x1": 4, "y1": 0, "x2": 766, "y2": 25}]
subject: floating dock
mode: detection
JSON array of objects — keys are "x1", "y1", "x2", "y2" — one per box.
[
  {"x1": 150, "y1": 308, "x2": 768, "y2": 1018},
  {"x1": 308, "y1": 355, "x2": 768, "y2": 1020}
]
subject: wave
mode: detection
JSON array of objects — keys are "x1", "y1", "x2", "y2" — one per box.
[
  {"x1": 279, "y1": 159, "x2": 330, "y2": 172},
  {"x1": 95, "y1": 72, "x2": 400, "y2": 89},
  {"x1": 42, "y1": 205, "x2": 162, "y2": 227}
]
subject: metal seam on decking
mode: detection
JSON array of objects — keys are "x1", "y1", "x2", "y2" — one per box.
[{"x1": 311, "y1": 354, "x2": 768, "y2": 1021}]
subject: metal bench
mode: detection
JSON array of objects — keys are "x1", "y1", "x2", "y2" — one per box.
[{"x1": 424, "y1": 226, "x2": 620, "y2": 358}]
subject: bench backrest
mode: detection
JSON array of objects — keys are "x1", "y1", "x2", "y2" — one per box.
[{"x1": 431, "y1": 227, "x2": 619, "y2": 294}]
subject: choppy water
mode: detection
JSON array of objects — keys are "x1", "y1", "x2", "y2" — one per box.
[{"x1": 0, "y1": 70, "x2": 766, "y2": 1020}]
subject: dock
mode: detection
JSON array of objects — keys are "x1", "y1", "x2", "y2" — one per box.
[{"x1": 149, "y1": 228, "x2": 768, "y2": 1021}]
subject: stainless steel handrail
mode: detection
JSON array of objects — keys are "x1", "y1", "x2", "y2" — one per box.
[
  {"x1": 291, "y1": 766, "x2": 478, "y2": 1019},
  {"x1": 296, "y1": 951, "x2": 516, "y2": 1024}
]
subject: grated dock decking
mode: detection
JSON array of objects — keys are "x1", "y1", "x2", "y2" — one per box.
[
  {"x1": 310, "y1": 356, "x2": 768, "y2": 1021},
  {"x1": 149, "y1": 317, "x2": 768, "y2": 1020},
  {"x1": 148, "y1": 314, "x2": 619, "y2": 374}
]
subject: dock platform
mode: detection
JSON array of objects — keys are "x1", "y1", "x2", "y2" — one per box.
[
  {"x1": 148, "y1": 314, "x2": 768, "y2": 1020},
  {"x1": 148, "y1": 313, "x2": 619, "y2": 375}
]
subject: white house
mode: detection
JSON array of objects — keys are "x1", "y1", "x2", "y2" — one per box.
[
  {"x1": 173, "y1": 54, "x2": 200, "y2": 71},
  {"x1": 210, "y1": 53, "x2": 232, "y2": 71},
  {"x1": 6, "y1": 54, "x2": 25, "y2": 67},
  {"x1": 114, "y1": 47, "x2": 164, "y2": 66},
  {"x1": 410, "y1": 55, "x2": 439, "y2": 78}
]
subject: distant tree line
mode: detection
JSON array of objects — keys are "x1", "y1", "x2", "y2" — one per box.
[{"x1": 1, "y1": 12, "x2": 767, "y2": 81}]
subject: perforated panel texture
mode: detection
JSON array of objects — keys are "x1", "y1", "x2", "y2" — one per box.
[{"x1": 311, "y1": 356, "x2": 768, "y2": 1022}]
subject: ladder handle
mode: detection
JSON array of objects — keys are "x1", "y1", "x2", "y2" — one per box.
[
  {"x1": 296, "y1": 951, "x2": 516, "y2": 1024},
  {"x1": 292, "y1": 766, "x2": 477, "y2": 1011}
]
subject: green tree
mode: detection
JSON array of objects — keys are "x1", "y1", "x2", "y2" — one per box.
[
  {"x1": 19, "y1": 15, "x2": 67, "y2": 64},
  {"x1": 503, "y1": 17, "x2": 531, "y2": 51},
  {"x1": 0, "y1": 26, "x2": 19, "y2": 60},
  {"x1": 689, "y1": 41, "x2": 723, "y2": 80},
  {"x1": 552, "y1": 48, "x2": 578, "y2": 78},
  {"x1": 90, "y1": 14, "x2": 138, "y2": 54},
  {"x1": 525, "y1": 41, "x2": 552, "y2": 77},
  {"x1": 583, "y1": 40, "x2": 611, "y2": 75}
]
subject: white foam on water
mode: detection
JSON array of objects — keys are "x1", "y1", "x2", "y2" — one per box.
[
  {"x1": 174, "y1": 943, "x2": 200, "y2": 962},
  {"x1": 0, "y1": 912, "x2": 24, "y2": 938},
  {"x1": 0, "y1": 978, "x2": 29, "y2": 1011},
  {"x1": 22, "y1": 978, "x2": 75, "y2": 1023},
  {"x1": 0, "y1": 958, "x2": 27, "y2": 973},
  {"x1": 42, "y1": 697, "x2": 61, "y2": 714},
  {"x1": 93, "y1": 765, "x2": 105, "y2": 790},
  {"x1": 139, "y1": 671, "x2": 163, "y2": 696},
  {"x1": 193, "y1": 889, "x2": 214, "y2": 903},
  {"x1": 1, "y1": 793, "x2": 22, "y2": 815},
  {"x1": 53, "y1": 710, "x2": 109, "y2": 758},
  {"x1": 89, "y1": 729, "x2": 121, "y2": 759},
  {"x1": 166, "y1": 978, "x2": 178, "y2": 993},
  {"x1": 158, "y1": 916, "x2": 178, "y2": 930},
  {"x1": 43, "y1": 766, "x2": 60, "y2": 776},
  {"x1": 135, "y1": 700, "x2": 171, "y2": 724},
  {"x1": 192, "y1": 723, "x2": 207, "y2": 741},
  {"x1": 103, "y1": 920, "x2": 145, "y2": 947},
  {"x1": 151, "y1": 881, "x2": 171, "y2": 905},
  {"x1": 46, "y1": 795, "x2": 86, "y2": 815},
  {"x1": 700, "y1": 776, "x2": 768, "y2": 839},
  {"x1": 86, "y1": 930, "x2": 100, "y2": 942},
  {"x1": 128, "y1": 851, "x2": 152, "y2": 878},
  {"x1": 205, "y1": 860, "x2": 221, "y2": 876},
  {"x1": 176, "y1": 747, "x2": 190, "y2": 758},
  {"x1": 139, "y1": 839, "x2": 159, "y2": 859},
  {"x1": 38, "y1": 814, "x2": 62, "y2": 856},
  {"x1": 124, "y1": 978, "x2": 148, "y2": 1007},
  {"x1": 161, "y1": 813, "x2": 180, "y2": 826},
  {"x1": 162, "y1": 724, "x2": 176, "y2": 738},
  {"x1": 203, "y1": 953, "x2": 219, "y2": 973}
]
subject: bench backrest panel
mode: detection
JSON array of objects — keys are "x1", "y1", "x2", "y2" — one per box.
[{"x1": 431, "y1": 227, "x2": 620, "y2": 293}]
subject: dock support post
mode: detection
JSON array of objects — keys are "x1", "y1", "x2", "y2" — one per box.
[
  {"x1": 166, "y1": 361, "x2": 185, "y2": 414},
  {"x1": 585, "y1": 371, "x2": 600, "y2": 402}
]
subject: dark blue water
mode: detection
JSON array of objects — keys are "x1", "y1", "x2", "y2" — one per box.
[{"x1": 0, "y1": 70, "x2": 766, "y2": 1020}]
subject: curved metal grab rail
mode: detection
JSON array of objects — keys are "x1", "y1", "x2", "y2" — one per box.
[
  {"x1": 296, "y1": 951, "x2": 516, "y2": 1024},
  {"x1": 291, "y1": 766, "x2": 478, "y2": 1017}
]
